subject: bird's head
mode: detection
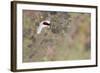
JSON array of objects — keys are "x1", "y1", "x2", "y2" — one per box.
[{"x1": 41, "y1": 20, "x2": 50, "y2": 28}]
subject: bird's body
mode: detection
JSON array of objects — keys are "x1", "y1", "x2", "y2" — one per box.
[{"x1": 37, "y1": 20, "x2": 50, "y2": 34}]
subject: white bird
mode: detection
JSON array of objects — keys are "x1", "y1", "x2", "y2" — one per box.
[{"x1": 37, "y1": 20, "x2": 50, "y2": 34}]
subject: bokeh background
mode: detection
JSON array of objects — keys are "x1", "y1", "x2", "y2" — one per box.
[{"x1": 23, "y1": 10, "x2": 91, "y2": 62}]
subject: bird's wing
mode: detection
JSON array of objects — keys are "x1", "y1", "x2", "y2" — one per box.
[{"x1": 37, "y1": 25, "x2": 43, "y2": 34}]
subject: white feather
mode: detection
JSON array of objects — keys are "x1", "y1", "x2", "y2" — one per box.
[
  {"x1": 37, "y1": 25, "x2": 44, "y2": 34},
  {"x1": 37, "y1": 20, "x2": 50, "y2": 34}
]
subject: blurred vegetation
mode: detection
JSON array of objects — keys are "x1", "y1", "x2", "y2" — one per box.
[{"x1": 23, "y1": 10, "x2": 91, "y2": 62}]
